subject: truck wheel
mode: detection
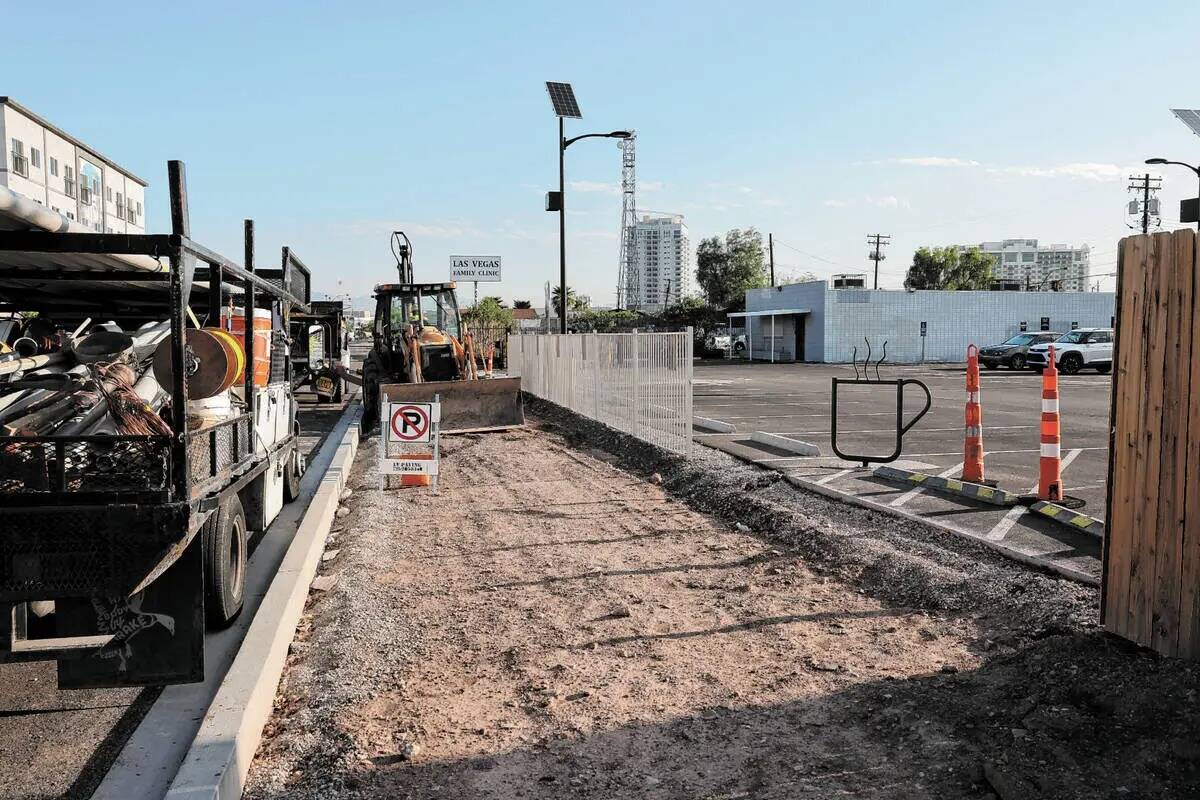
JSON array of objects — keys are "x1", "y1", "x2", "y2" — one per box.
[
  {"x1": 204, "y1": 495, "x2": 247, "y2": 628},
  {"x1": 284, "y1": 445, "x2": 303, "y2": 503},
  {"x1": 1060, "y1": 353, "x2": 1083, "y2": 375}
]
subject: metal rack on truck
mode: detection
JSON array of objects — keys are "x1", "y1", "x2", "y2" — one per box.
[{"x1": 0, "y1": 160, "x2": 312, "y2": 688}]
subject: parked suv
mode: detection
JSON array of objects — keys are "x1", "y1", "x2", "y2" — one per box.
[
  {"x1": 1026, "y1": 328, "x2": 1114, "y2": 374},
  {"x1": 979, "y1": 331, "x2": 1060, "y2": 370}
]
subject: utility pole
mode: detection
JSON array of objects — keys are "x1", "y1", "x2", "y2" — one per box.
[
  {"x1": 768, "y1": 233, "x2": 775, "y2": 286},
  {"x1": 867, "y1": 233, "x2": 890, "y2": 289},
  {"x1": 1127, "y1": 173, "x2": 1162, "y2": 234}
]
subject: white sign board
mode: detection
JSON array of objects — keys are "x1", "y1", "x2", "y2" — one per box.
[
  {"x1": 387, "y1": 402, "x2": 439, "y2": 444},
  {"x1": 381, "y1": 399, "x2": 442, "y2": 486},
  {"x1": 450, "y1": 255, "x2": 502, "y2": 282},
  {"x1": 380, "y1": 457, "x2": 439, "y2": 476}
]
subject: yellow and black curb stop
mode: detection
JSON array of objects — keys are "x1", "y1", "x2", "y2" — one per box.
[
  {"x1": 1028, "y1": 501, "x2": 1105, "y2": 540},
  {"x1": 872, "y1": 465, "x2": 1020, "y2": 507}
]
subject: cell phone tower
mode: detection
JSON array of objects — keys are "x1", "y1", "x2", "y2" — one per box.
[{"x1": 616, "y1": 132, "x2": 638, "y2": 310}]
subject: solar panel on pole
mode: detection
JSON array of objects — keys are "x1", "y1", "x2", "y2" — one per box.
[
  {"x1": 1170, "y1": 109, "x2": 1200, "y2": 138},
  {"x1": 546, "y1": 82, "x2": 582, "y2": 118}
]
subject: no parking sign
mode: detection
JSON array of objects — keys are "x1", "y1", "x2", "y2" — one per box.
[{"x1": 381, "y1": 399, "x2": 441, "y2": 484}]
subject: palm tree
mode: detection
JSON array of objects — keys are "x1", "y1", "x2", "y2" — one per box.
[
  {"x1": 513, "y1": 300, "x2": 533, "y2": 310},
  {"x1": 551, "y1": 285, "x2": 587, "y2": 312}
]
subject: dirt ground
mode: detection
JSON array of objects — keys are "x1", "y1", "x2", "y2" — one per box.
[{"x1": 245, "y1": 403, "x2": 1200, "y2": 800}]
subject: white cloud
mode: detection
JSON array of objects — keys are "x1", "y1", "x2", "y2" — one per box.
[
  {"x1": 866, "y1": 195, "x2": 900, "y2": 208},
  {"x1": 738, "y1": 186, "x2": 755, "y2": 194},
  {"x1": 993, "y1": 162, "x2": 1127, "y2": 182},
  {"x1": 892, "y1": 156, "x2": 980, "y2": 167},
  {"x1": 823, "y1": 199, "x2": 854, "y2": 208},
  {"x1": 642, "y1": 180, "x2": 664, "y2": 192}
]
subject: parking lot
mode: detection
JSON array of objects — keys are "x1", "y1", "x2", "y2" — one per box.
[{"x1": 692, "y1": 359, "x2": 1110, "y2": 582}]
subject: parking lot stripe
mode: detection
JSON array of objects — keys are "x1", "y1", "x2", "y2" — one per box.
[
  {"x1": 889, "y1": 462, "x2": 964, "y2": 507},
  {"x1": 984, "y1": 448, "x2": 1084, "y2": 542},
  {"x1": 815, "y1": 468, "x2": 856, "y2": 486}
]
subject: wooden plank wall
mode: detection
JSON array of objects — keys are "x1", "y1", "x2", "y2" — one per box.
[{"x1": 1103, "y1": 229, "x2": 1199, "y2": 658}]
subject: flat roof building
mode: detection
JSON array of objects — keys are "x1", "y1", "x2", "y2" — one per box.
[
  {"x1": 731, "y1": 280, "x2": 1114, "y2": 363},
  {"x1": 0, "y1": 97, "x2": 147, "y2": 234}
]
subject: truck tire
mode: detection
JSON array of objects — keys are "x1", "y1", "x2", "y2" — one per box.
[
  {"x1": 1059, "y1": 352, "x2": 1083, "y2": 375},
  {"x1": 284, "y1": 445, "x2": 303, "y2": 503},
  {"x1": 204, "y1": 495, "x2": 247, "y2": 628},
  {"x1": 362, "y1": 371, "x2": 379, "y2": 433}
]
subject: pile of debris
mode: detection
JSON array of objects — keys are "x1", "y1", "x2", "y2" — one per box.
[{"x1": 0, "y1": 317, "x2": 178, "y2": 438}]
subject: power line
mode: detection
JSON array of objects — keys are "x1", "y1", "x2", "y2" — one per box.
[
  {"x1": 867, "y1": 233, "x2": 891, "y2": 289},
  {"x1": 1127, "y1": 173, "x2": 1162, "y2": 234}
]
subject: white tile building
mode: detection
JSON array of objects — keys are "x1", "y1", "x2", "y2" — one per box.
[
  {"x1": 733, "y1": 281, "x2": 1115, "y2": 363},
  {"x1": 0, "y1": 97, "x2": 147, "y2": 233},
  {"x1": 958, "y1": 239, "x2": 1091, "y2": 292},
  {"x1": 633, "y1": 214, "x2": 689, "y2": 310}
]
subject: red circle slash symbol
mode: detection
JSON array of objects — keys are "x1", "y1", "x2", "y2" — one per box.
[{"x1": 390, "y1": 404, "x2": 430, "y2": 441}]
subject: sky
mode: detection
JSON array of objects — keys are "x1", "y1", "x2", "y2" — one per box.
[{"x1": 4, "y1": 0, "x2": 1200, "y2": 306}]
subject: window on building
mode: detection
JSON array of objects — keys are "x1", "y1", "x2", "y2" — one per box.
[
  {"x1": 49, "y1": 157, "x2": 58, "y2": 177},
  {"x1": 30, "y1": 148, "x2": 40, "y2": 169},
  {"x1": 1004, "y1": 252, "x2": 1017, "y2": 263},
  {"x1": 10, "y1": 139, "x2": 27, "y2": 177},
  {"x1": 136, "y1": 201, "x2": 142, "y2": 216},
  {"x1": 106, "y1": 186, "x2": 113, "y2": 202},
  {"x1": 64, "y1": 166, "x2": 76, "y2": 198},
  {"x1": 1021, "y1": 252, "x2": 1035, "y2": 263}
]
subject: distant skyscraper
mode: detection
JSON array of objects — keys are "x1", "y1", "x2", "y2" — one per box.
[
  {"x1": 634, "y1": 214, "x2": 689, "y2": 310},
  {"x1": 956, "y1": 239, "x2": 1091, "y2": 291}
]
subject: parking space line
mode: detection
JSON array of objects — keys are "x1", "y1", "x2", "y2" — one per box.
[
  {"x1": 815, "y1": 468, "x2": 856, "y2": 486},
  {"x1": 888, "y1": 462, "x2": 964, "y2": 507},
  {"x1": 984, "y1": 448, "x2": 1084, "y2": 541},
  {"x1": 777, "y1": 424, "x2": 1037, "y2": 437}
]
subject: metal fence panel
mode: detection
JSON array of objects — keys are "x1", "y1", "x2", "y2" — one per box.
[{"x1": 508, "y1": 330, "x2": 692, "y2": 455}]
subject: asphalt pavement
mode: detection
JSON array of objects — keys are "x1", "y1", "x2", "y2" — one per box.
[{"x1": 692, "y1": 359, "x2": 1110, "y2": 582}]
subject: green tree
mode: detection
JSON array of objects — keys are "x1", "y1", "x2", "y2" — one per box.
[
  {"x1": 904, "y1": 247, "x2": 995, "y2": 290},
  {"x1": 512, "y1": 299, "x2": 533, "y2": 309},
  {"x1": 551, "y1": 285, "x2": 588, "y2": 312},
  {"x1": 482, "y1": 295, "x2": 507, "y2": 308},
  {"x1": 695, "y1": 227, "x2": 768, "y2": 308},
  {"x1": 462, "y1": 296, "x2": 513, "y2": 329}
]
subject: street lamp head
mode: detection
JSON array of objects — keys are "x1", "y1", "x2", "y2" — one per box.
[
  {"x1": 1146, "y1": 158, "x2": 1169, "y2": 165},
  {"x1": 608, "y1": 130, "x2": 633, "y2": 139}
]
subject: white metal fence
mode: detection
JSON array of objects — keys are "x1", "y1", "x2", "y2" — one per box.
[{"x1": 508, "y1": 330, "x2": 693, "y2": 455}]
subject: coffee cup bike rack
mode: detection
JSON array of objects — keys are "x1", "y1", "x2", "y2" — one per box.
[{"x1": 830, "y1": 339, "x2": 932, "y2": 468}]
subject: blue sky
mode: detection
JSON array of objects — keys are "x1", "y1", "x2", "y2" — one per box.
[{"x1": 5, "y1": 1, "x2": 1200, "y2": 304}]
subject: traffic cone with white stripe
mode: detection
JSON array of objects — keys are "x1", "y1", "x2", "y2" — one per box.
[
  {"x1": 963, "y1": 344, "x2": 985, "y2": 483},
  {"x1": 1038, "y1": 344, "x2": 1064, "y2": 501}
]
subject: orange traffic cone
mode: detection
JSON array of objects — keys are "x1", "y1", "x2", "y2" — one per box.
[
  {"x1": 1038, "y1": 345, "x2": 1064, "y2": 501},
  {"x1": 963, "y1": 344, "x2": 985, "y2": 483}
]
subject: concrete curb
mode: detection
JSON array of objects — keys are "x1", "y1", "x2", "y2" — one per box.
[
  {"x1": 783, "y1": 473, "x2": 1098, "y2": 587},
  {"x1": 693, "y1": 415, "x2": 736, "y2": 434},
  {"x1": 1029, "y1": 500, "x2": 1105, "y2": 540},
  {"x1": 163, "y1": 404, "x2": 362, "y2": 800},
  {"x1": 751, "y1": 430, "x2": 820, "y2": 456},
  {"x1": 872, "y1": 465, "x2": 1020, "y2": 507}
]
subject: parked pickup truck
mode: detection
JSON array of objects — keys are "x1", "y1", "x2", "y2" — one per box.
[{"x1": 1026, "y1": 328, "x2": 1114, "y2": 374}]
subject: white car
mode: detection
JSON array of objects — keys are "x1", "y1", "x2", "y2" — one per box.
[{"x1": 1026, "y1": 328, "x2": 1113, "y2": 374}]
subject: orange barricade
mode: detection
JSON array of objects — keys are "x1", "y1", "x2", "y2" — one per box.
[
  {"x1": 1038, "y1": 345, "x2": 1064, "y2": 501},
  {"x1": 963, "y1": 344, "x2": 985, "y2": 483}
]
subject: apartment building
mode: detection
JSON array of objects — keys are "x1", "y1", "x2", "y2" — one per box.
[
  {"x1": 958, "y1": 239, "x2": 1091, "y2": 292},
  {"x1": 0, "y1": 97, "x2": 147, "y2": 233},
  {"x1": 633, "y1": 214, "x2": 689, "y2": 310}
]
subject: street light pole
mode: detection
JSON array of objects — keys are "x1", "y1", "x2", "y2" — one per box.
[
  {"x1": 558, "y1": 117, "x2": 567, "y2": 334},
  {"x1": 1146, "y1": 158, "x2": 1200, "y2": 233}
]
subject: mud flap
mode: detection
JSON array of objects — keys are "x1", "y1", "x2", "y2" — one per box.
[
  {"x1": 381, "y1": 377, "x2": 524, "y2": 433},
  {"x1": 56, "y1": 533, "x2": 205, "y2": 688}
]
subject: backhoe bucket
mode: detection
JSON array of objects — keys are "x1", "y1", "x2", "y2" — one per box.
[{"x1": 379, "y1": 377, "x2": 525, "y2": 433}]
